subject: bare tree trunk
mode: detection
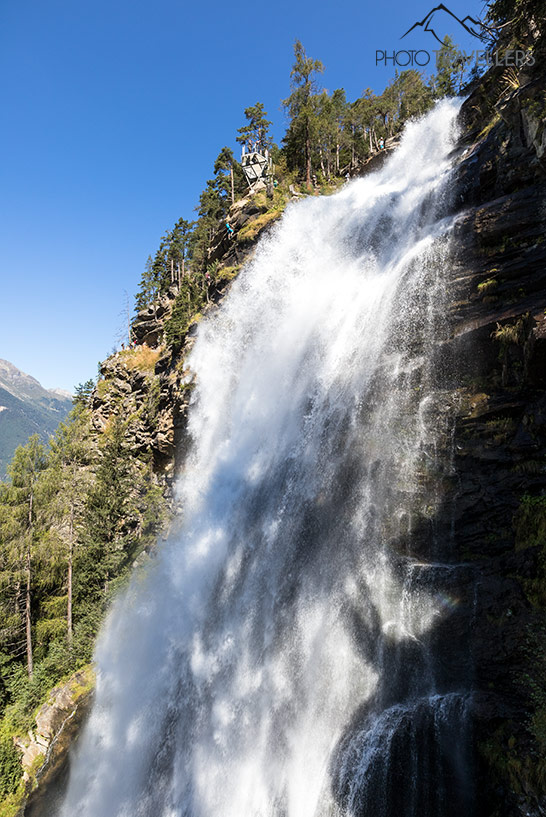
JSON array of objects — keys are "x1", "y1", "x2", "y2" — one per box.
[
  {"x1": 25, "y1": 548, "x2": 33, "y2": 676},
  {"x1": 122, "y1": 290, "x2": 131, "y2": 345},
  {"x1": 26, "y1": 490, "x2": 33, "y2": 677},
  {"x1": 67, "y1": 498, "x2": 74, "y2": 645},
  {"x1": 230, "y1": 164, "x2": 235, "y2": 204},
  {"x1": 306, "y1": 136, "x2": 312, "y2": 190}
]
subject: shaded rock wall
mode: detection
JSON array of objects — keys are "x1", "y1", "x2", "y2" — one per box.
[
  {"x1": 18, "y1": 667, "x2": 94, "y2": 817},
  {"x1": 445, "y1": 68, "x2": 546, "y2": 816}
]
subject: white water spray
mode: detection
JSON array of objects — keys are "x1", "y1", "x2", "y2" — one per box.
[{"x1": 60, "y1": 99, "x2": 469, "y2": 817}]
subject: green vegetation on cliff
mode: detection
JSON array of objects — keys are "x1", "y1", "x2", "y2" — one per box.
[{"x1": 0, "y1": 400, "x2": 168, "y2": 801}]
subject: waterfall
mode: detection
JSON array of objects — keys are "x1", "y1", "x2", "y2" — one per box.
[{"x1": 60, "y1": 98, "x2": 473, "y2": 817}]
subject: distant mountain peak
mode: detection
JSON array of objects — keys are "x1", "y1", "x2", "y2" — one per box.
[
  {"x1": 0, "y1": 359, "x2": 73, "y2": 478},
  {"x1": 49, "y1": 387, "x2": 73, "y2": 400},
  {"x1": 0, "y1": 359, "x2": 70, "y2": 404},
  {"x1": 0, "y1": 358, "x2": 43, "y2": 396}
]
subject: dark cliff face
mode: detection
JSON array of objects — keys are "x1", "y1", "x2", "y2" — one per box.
[{"x1": 444, "y1": 67, "x2": 546, "y2": 816}]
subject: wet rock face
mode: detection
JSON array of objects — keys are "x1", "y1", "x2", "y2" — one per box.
[
  {"x1": 444, "y1": 74, "x2": 546, "y2": 815},
  {"x1": 15, "y1": 669, "x2": 92, "y2": 782},
  {"x1": 333, "y1": 694, "x2": 474, "y2": 817},
  {"x1": 14, "y1": 668, "x2": 94, "y2": 816},
  {"x1": 23, "y1": 697, "x2": 93, "y2": 817}
]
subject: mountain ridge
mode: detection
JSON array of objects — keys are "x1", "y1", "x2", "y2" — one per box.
[{"x1": 0, "y1": 359, "x2": 72, "y2": 477}]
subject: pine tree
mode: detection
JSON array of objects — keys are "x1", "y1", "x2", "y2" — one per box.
[
  {"x1": 134, "y1": 256, "x2": 158, "y2": 313},
  {"x1": 343, "y1": 97, "x2": 373, "y2": 169},
  {"x1": 83, "y1": 417, "x2": 132, "y2": 573},
  {"x1": 166, "y1": 218, "x2": 193, "y2": 286},
  {"x1": 46, "y1": 407, "x2": 93, "y2": 644},
  {"x1": 283, "y1": 40, "x2": 324, "y2": 188},
  {"x1": 433, "y1": 36, "x2": 470, "y2": 97},
  {"x1": 392, "y1": 71, "x2": 433, "y2": 124},
  {"x1": 153, "y1": 239, "x2": 171, "y2": 295},
  {"x1": 73, "y1": 379, "x2": 95, "y2": 408},
  {"x1": 236, "y1": 102, "x2": 273, "y2": 153},
  {"x1": 214, "y1": 147, "x2": 237, "y2": 206},
  {"x1": 314, "y1": 91, "x2": 336, "y2": 180},
  {"x1": 0, "y1": 482, "x2": 26, "y2": 669},
  {"x1": 355, "y1": 89, "x2": 379, "y2": 155},
  {"x1": 487, "y1": 0, "x2": 546, "y2": 58},
  {"x1": 5, "y1": 436, "x2": 47, "y2": 677},
  {"x1": 375, "y1": 83, "x2": 398, "y2": 139},
  {"x1": 188, "y1": 179, "x2": 226, "y2": 272},
  {"x1": 76, "y1": 415, "x2": 167, "y2": 631},
  {"x1": 331, "y1": 88, "x2": 347, "y2": 175},
  {"x1": 133, "y1": 218, "x2": 196, "y2": 314}
]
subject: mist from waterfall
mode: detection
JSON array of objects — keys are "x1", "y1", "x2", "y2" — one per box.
[{"x1": 59, "y1": 98, "x2": 472, "y2": 817}]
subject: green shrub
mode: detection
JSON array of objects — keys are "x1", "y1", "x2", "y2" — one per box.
[
  {"x1": 477, "y1": 278, "x2": 498, "y2": 295},
  {"x1": 515, "y1": 495, "x2": 546, "y2": 550},
  {"x1": 0, "y1": 739, "x2": 20, "y2": 797}
]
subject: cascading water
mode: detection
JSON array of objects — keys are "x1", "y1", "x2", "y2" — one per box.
[{"x1": 59, "y1": 98, "x2": 474, "y2": 817}]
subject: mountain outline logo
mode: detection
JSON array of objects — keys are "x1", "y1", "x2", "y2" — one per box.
[{"x1": 401, "y1": 4, "x2": 488, "y2": 45}]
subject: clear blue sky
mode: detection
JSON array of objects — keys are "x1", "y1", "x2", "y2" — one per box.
[{"x1": 0, "y1": 0, "x2": 486, "y2": 392}]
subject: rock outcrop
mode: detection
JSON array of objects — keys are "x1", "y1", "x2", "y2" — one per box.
[{"x1": 14, "y1": 667, "x2": 94, "y2": 816}]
